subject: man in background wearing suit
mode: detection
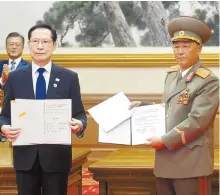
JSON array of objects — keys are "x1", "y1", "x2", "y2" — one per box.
[
  {"x1": 0, "y1": 32, "x2": 30, "y2": 87},
  {"x1": 0, "y1": 32, "x2": 29, "y2": 142},
  {"x1": 130, "y1": 16, "x2": 219, "y2": 195},
  {"x1": 0, "y1": 24, "x2": 87, "y2": 195}
]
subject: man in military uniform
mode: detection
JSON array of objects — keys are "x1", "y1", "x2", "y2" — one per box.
[{"x1": 130, "y1": 16, "x2": 219, "y2": 195}]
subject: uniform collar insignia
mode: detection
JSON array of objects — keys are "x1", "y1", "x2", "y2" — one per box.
[{"x1": 185, "y1": 72, "x2": 195, "y2": 82}]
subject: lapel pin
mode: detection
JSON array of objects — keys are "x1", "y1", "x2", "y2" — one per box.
[
  {"x1": 53, "y1": 83, "x2": 57, "y2": 88},
  {"x1": 55, "y1": 78, "x2": 60, "y2": 82}
]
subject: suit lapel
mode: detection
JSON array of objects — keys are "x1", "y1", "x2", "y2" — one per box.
[
  {"x1": 165, "y1": 61, "x2": 202, "y2": 102},
  {"x1": 169, "y1": 72, "x2": 179, "y2": 94},
  {"x1": 46, "y1": 64, "x2": 62, "y2": 98},
  {"x1": 16, "y1": 58, "x2": 26, "y2": 69},
  {"x1": 21, "y1": 65, "x2": 35, "y2": 99},
  {"x1": 165, "y1": 80, "x2": 187, "y2": 102}
]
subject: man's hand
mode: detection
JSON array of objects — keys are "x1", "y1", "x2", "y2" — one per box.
[
  {"x1": 2, "y1": 64, "x2": 10, "y2": 84},
  {"x1": 1, "y1": 125, "x2": 21, "y2": 142},
  {"x1": 146, "y1": 136, "x2": 165, "y2": 149},
  {"x1": 128, "y1": 101, "x2": 142, "y2": 110},
  {"x1": 69, "y1": 118, "x2": 83, "y2": 134},
  {"x1": 3, "y1": 64, "x2": 10, "y2": 75}
]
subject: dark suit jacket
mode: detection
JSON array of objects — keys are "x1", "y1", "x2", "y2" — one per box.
[
  {"x1": 0, "y1": 58, "x2": 30, "y2": 141},
  {"x1": 0, "y1": 58, "x2": 30, "y2": 76},
  {"x1": 0, "y1": 63, "x2": 87, "y2": 172}
]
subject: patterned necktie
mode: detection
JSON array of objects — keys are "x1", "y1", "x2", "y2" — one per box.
[
  {"x1": 11, "y1": 61, "x2": 16, "y2": 71},
  {"x1": 36, "y1": 68, "x2": 46, "y2": 99}
]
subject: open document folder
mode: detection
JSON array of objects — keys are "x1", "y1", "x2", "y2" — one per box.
[
  {"x1": 99, "y1": 104, "x2": 166, "y2": 145},
  {"x1": 11, "y1": 99, "x2": 72, "y2": 146},
  {"x1": 88, "y1": 92, "x2": 133, "y2": 132}
]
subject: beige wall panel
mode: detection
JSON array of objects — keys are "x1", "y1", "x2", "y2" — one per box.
[{"x1": 71, "y1": 67, "x2": 219, "y2": 94}]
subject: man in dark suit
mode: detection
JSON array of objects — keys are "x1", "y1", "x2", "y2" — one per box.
[
  {"x1": 0, "y1": 32, "x2": 29, "y2": 142},
  {"x1": 0, "y1": 32, "x2": 30, "y2": 87},
  {"x1": 130, "y1": 16, "x2": 219, "y2": 195},
  {"x1": 0, "y1": 24, "x2": 87, "y2": 195}
]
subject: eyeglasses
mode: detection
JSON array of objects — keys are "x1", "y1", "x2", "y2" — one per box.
[
  {"x1": 7, "y1": 42, "x2": 22, "y2": 48},
  {"x1": 29, "y1": 39, "x2": 54, "y2": 47}
]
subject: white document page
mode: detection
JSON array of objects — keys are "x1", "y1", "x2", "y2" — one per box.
[
  {"x1": 11, "y1": 99, "x2": 44, "y2": 146},
  {"x1": 11, "y1": 99, "x2": 71, "y2": 146},
  {"x1": 43, "y1": 99, "x2": 72, "y2": 145},
  {"x1": 88, "y1": 92, "x2": 133, "y2": 132},
  {"x1": 131, "y1": 104, "x2": 166, "y2": 145},
  {"x1": 98, "y1": 118, "x2": 131, "y2": 145}
]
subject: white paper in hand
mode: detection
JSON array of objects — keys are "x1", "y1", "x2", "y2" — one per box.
[
  {"x1": 98, "y1": 119, "x2": 131, "y2": 145},
  {"x1": 88, "y1": 92, "x2": 132, "y2": 132},
  {"x1": 131, "y1": 104, "x2": 166, "y2": 145}
]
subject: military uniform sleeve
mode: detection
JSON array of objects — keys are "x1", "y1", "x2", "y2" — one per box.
[{"x1": 162, "y1": 75, "x2": 219, "y2": 150}]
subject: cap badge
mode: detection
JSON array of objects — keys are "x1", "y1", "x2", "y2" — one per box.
[{"x1": 179, "y1": 31, "x2": 185, "y2": 37}]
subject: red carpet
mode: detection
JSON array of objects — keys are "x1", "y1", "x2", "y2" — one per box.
[{"x1": 82, "y1": 168, "x2": 99, "y2": 195}]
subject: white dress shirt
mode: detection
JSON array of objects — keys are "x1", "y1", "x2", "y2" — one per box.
[
  {"x1": 181, "y1": 66, "x2": 193, "y2": 77},
  {"x1": 32, "y1": 61, "x2": 52, "y2": 96},
  {"x1": 8, "y1": 57, "x2": 22, "y2": 70}
]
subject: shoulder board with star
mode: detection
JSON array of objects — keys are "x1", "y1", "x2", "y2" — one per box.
[
  {"x1": 195, "y1": 68, "x2": 211, "y2": 79},
  {"x1": 167, "y1": 65, "x2": 180, "y2": 73}
]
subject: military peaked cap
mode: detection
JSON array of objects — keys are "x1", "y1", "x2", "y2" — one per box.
[{"x1": 168, "y1": 16, "x2": 211, "y2": 44}]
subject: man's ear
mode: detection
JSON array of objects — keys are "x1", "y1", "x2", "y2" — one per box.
[
  {"x1": 28, "y1": 41, "x2": 31, "y2": 50},
  {"x1": 52, "y1": 42, "x2": 57, "y2": 52},
  {"x1": 197, "y1": 44, "x2": 202, "y2": 55}
]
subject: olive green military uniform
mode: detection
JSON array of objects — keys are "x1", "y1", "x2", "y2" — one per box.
[{"x1": 154, "y1": 16, "x2": 219, "y2": 195}]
